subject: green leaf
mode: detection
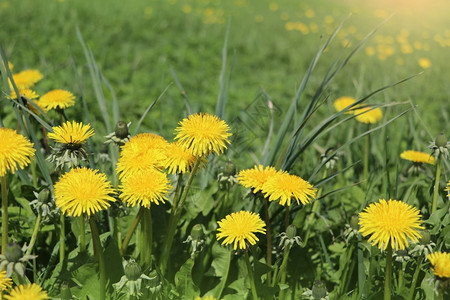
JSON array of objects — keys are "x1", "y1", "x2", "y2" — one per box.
[
  {"x1": 103, "y1": 236, "x2": 124, "y2": 285},
  {"x1": 71, "y1": 263, "x2": 101, "y2": 299},
  {"x1": 210, "y1": 243, "x2": 231, "y2": 277},
  {"x1": 174, "y1": 258, "x2": 199, "y2": 299}
]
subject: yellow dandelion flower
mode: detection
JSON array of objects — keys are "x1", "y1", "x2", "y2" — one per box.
[
  {"x1": 427, "y1": 252, "x2": 450, "y2": 278},
  {"x1": 216, "y1": 211, "x2": 266, "y2": 250},
  {"x1": 164, "y1": 142, "x2": 198, "y2": 174},
  {"x1": 54, "y1": 167, "x2": 115, "y2": 217},
  {"x1": 39, "y1": 89, "x2": 75, "y2": 111},
  {"x1": 262, "y1": 171, "x2": 317, "y2": 206},
  {"x1": 4, "y1": 283, "x2": 49, "y2": 300},
  {"x1": 116, "y1": 133, "x2": 168, "y2": 179},
  {"x1": 0, "y1": 128, "x2": 35, "y2": 177},
  {"x1": 120, "y1": 169, "x2": 172, "y2": 208},
  {"x1": 0, "y1": 271, "x2": 12, "y2": 292},
  {"x1": 445, "y1": 180, "x2": 450, "y2": 193},
  {"x1": 48, "y1": 121, "x2": 94, "y2": 146},
  {"x1": 237, "y1": 165, "x2": 278, "y2": 193},
  {"x1": 359, "y1": 199, "x2": 423, "y2": 250},
  {"x1": 194, "y1": 295, "x2": 216, "y2": 300},
  {"x1": 400, "y1": 150, "x2": 435, "y2": 165},
  {"x1": 10, "y1": 88, "x2": 38, "y2": 100},
  {"x1": 354, "y1": 106, "x2": 383, "y2": 124},
  {"x1": 9, "y1": 70, "x2": 43, "y2": 89},
  {"x1": 418, "y1": 58, "x2": 431, "y2": 69},
  {"x1": 334, "y1": 96, "x2": 356, "y2": 113},
  {"x1": 174, "y1": 113, "x2": 231, "y2": 157}
]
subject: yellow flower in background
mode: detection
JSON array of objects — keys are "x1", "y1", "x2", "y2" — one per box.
[
  {"x1": 1, "y1": 61, "x2": 14, "y2": 71},
  {"x1": 39, "y1": 89, "x2": 75, "y2": 111},
  {"x1": 400, "y1": 150, "x2": 435, "y2": 165},
  {"x1": 427, "y1": 252, "x2": 450, "y2": 278},
  {"x1": 0, "y1": 271, "x2": 12, "y2": 292},
  {"x1": 164, "y1": 142, "x2": 199, "y2": 174},
  {"x1": 262, "y1": 171, "x2": 317, "y2": 206},
  {"x1": 194, "y1": 295, "x2": 216, "y2": 300},
  {"x1": 10, "y1": 88, "x2": 38, "y2": 100},
  {"x1": 117, "y1": 133, "x2": 168, "y2": 179},
  {"x1": 334, "y1": 96, "x2": 356, "y2": 113},
  {"x1": 354, "y1": 106, "x2": 383, "y2": 124},
  {"x1": 216, "y1": 211, "x2": 266, "y2": 250},
  {"x1": 4, "y1": 283, "x2": 49, "y2": 300},
  {"x1": 175, "y1": 113, "x2": 231, "y2": 157},
  {"x1": 238, "y1": 165, "x2": 278, "y2": 193},
  {"x1": 120, "y1": 169, "x2": 172, "y2": 208},
  {"x1": 359, "y1": 199, "x2": 423, "y2": 250},
  {"x1": 0, "y1": 128, "x2": 35, "y2": 177},
  {"x1": 445, "y1": 181, "x2": 450, "y2": 199},
  {"x1": 54, "y1": 167, "x2": 115, "y2": 217},
  {"x1": 48, "y1": 121, "x2": 94, "y2": 146},
  {"x1": 418, "y1": 58, "x2": 431, "y2": 69},
  {"x1": 9, "y1": 69, "x2": 43, "y2": 89},
  {"x1": 365, "y1": 46, "x2": 375, "y2": 56}
]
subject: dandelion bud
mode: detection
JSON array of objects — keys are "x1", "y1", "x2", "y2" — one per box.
[
  {"x1": 286, "y1": 224, "x2": 297, "y2": 240},
  {"x1": 115, "y1": 121, "x2": 129, "y2": 139},
  {"x1": 191, "y1": 224, "x2": 204, "y2": 241},
  {"x1": 60, "y1": 282, "x2": 72, "y2": 300},
  {"x1": 223, "y1": 160, "x2": 236, "y2": 176},
  {"x1": 350, "y1": 215, "x2": 359, "y2": 230},
  {"x1": 124, "y1": 260, "x2": 142, "y2": 281},
  {"x1": 37, "y1": 188, "x2": 51, "y2": 204},
  {"x1": 419, "y1": 229, "x2": 430, "y2": 245},
  {"x1": 5, "y1": 243, "x2": 23, "y2": 262},
  {"x1": 435, "y1": 133, "x2": 447, "y2": 148},
  {"x1": 312, "y1": 280, "x2": 327, "y2": 299}
]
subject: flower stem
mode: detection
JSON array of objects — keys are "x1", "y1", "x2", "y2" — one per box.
[
  {"x1": 277, "y1": 244, "x2": 291, "y2": 300},
  {"x1": 90, "y1": 217, "x2": 106, "y2": 300},
  {"x1": 79, "y1": 216, "x2": 86, "y2": 252},
  {"x1": 1, "y1": 176, "x2": 8, "y2": 255},
  {"x1": 59, "y1": 213, "x2": 65, "y2": 264},
  {"x1": 304, "y1": 169, "x2": 327, "y2": 245},
  {"x1": 26, "y1": 212, "x2": 42, "y2": 256},
  {"x1": 120, "y1": 206, "x2": 144, "y2": 256},
  {"x1": 407, "y1": 255, "x2": 423, "y2": 300},
  {"x1": 431, "y1": 158, "x2": 441, "y2": 214},
  {"x1": 142, "y1": 208, "x2": 152, "y2": 268},
  {"x1": 363, "y1": 130, "x2": 370, "y2": 185},
  {"x1": 244, "y1": 251, "x2": 258, "y2": 300},
  {"x1": 263, "y1": 199, "x2": 272, "y2": 286},
  {"x1": 161, "y1": 159, "x2": 201, "y2": 275},
  {"x1": 384, "y1": 245, "x2": 393, "y2": 300}
]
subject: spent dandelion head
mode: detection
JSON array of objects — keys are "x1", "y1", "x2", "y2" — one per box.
[
  {"x1": 174, "y1": 112, "x2": 231, "y2": 157},
  {"x1": 354, "y1": 106, "x2": 383, "y2": 124},
  {"x1": 164, "y1": 141, "x2": 199, "y2": 174},
  {"x1": 334, "y1": 96, "x2": 356, "y2": 114},
  {"x1": 4, "y1": 283, "x2": 49, "y2": 300},
  {"x1": 262, "y1": 171, "x2": 317, "y2": 206},
  {"x1": 359, "y1": 199, "x2": 424, "y2": 250},
  {"x1": 116, "y1": 133, "x2": 168, "y2": 179},
  {"x1": 400, "y1": 150, "x2": 435, "y2": 165},
  {"x1": 0, "y1": 271, "x2": 12, "y2": 292},
  {"x1": 216, "y1": 211, "x2": 266, "y2": 250},
  {"x1": 54, "y1": 167, "x2": 116, "y2": 217},
  {"x1": 237, "y1": 165, "x2": 278, "y2": 194},
  {"x1": 119, "y1": 169, "x2": 172, "y2": 208},
  {"x1": 9, "y1": 69, "x2": 43, "y2": 89},
  {"x1": 39, "y1": 89, "x2": 75, "y2": 111},
  {"x1": 427, "y1": 251, "x2": 450, "y2": 279},
  {"x1": 0, "y1": 128, "x2": 35, "y2": 177}
]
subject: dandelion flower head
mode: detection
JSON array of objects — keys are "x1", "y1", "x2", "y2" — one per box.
[
  {"x1": 427, "y1": 251, "x2": 450, "y2": 278},
  {"x1": 354, "y1": 106, "x2": 383, "y2": 124},
  {"x1": 164, "y1": 141, "x2": 199, "y2": 174},
  {"x1": 10, "y1": 89, "x2": 38, "y2": 100},
  {"x1": 117, "y1": 133, "x2": 168, "y2": 179},
  {"x1": 194, "y1": 296, "x2": 216, "y2": 300},
  {"x1": 174, "y1": 113, "x2": 231, "y2": 157},
  {"x1": 237, "y1": 165, "x2": 278, "y2": 194},
  {"x1": 120, "y1": 169, "x2": 172, "y2": 208},
  {"x1": 262, "y1": 171, "x2": 317, "y2": 206},
  {"x1": 216, "y1": 211, "x2": 266, "y2": 250},
  {"x1": 400, "y1": 150, "x2": 435, "y2": 165},
  {"x1": 418, "y1": 58, "x2": 431, "y2": 69},
  {"x1": 48, "y1": 121, "x2": 94, "y2": 147},
  {"x1": 54, "y1": 167, "x2": 115, "y2": 217},
  {"x1": 359, "y1": 199, "x2": 423, "y2": 250},
  {"x1": 0, "y1": 128, "x2": 35, "y2": 177},
  {"x1": 334, "y1": 96, "x2": 356, "y2": 113},
  {"x1": 39, "y1": 89, "x2": 75, "y2": 111},
  {"x1": 9, "y1": 69, "x2": 43, "y2": 89},
  {"x1": 4, "y1": 283, "x2": 49, "y2": 300},
  {"x1": 0, "y1": 271, "x2": 12, "y2": 292}
]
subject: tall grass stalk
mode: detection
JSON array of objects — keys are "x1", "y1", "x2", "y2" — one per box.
[
  {"x1": 89, "y1": 217, "x2": 106, "y2": 300},
  {"x1": 79, "y1": 216, "x2": 86, "y2": 252},
  {"x1": 25, "y1": 213, "x2": 42, "y2": 256},
  {"x1": 1, "y1": 176, "x2": 8, "y2": 254},
  {"x1": 263, "y1": 198, "x2": 272, "y2": 286},
  {"x1": 244, "y1": 251, "x2": 258, "y2": 300},
  {"x1": 407, "y1": 256, "x2": 423, "y2": 300},
  {"x1": 384, "y1": 245, "x2": 393, "y2": 300},
  {"x1": 431, "y1": 158, "x2": 441, "y2": 213},
  {"x1": 120, "y1": 207, "x2": 144, "y2": 255}
]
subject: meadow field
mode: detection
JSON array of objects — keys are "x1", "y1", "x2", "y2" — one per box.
[{"x1": 0, "y1": 0, "x2": 449, "y2": 299}]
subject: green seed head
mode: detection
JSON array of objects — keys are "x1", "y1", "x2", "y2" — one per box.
[
  {"x1": 5, "y1": 243, "x2": 23, "y2": 262},
  {"x1": 60, "y1": 282, "x2": 72, "y2": 300},
  {"x1": 312, "y1": 280, "x2": 327, "y2": 299},
  {"x1": 435, "y1": 133, "x2": 447, "y2": 148},
  {"x1": 223, "y1": 160, "x2": 236, "y2": 176},
  {"x1": 37, "y1": 188, "x2": 51, "y2": 204},
  {"x1": 191, "y1": 224, "x2": 204, "y2": 241},
  {"x1": 286, "y1": 224, "x2": 297, "y2": 240},
  {"x1": 350, "y1": 215, "x2": 359, "y2": 230},
  {"x1": 115, "y1": 121, "x2": 129, "y2": 139},
  {"x1": 419, "y1": 229, "x2": 430, "y2": 245},
  {"x1": 124, "y1": 260, "x2": 142, "y2": 281}
]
